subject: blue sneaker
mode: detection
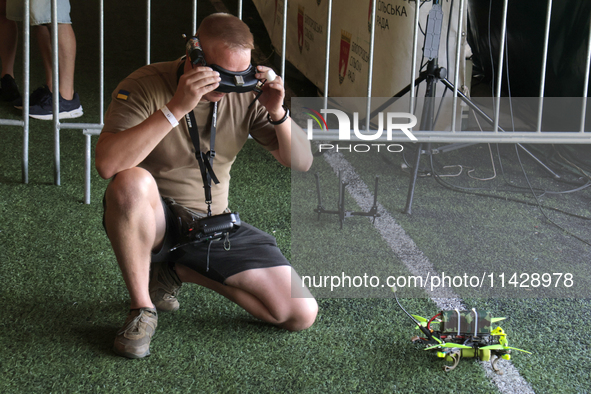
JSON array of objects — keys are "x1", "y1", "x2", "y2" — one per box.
[
  {"x1": 12, "y1": 85, "x2": 50, "y2": 109},
  {"x1": 27, "y1": 87, "x2": 84, "y2": 120}
]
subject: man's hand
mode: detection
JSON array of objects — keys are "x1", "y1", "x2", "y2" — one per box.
[
  {"x1": 252, "y1": 66, "x2": 313, "y2": 172},
  {"x1": 167, "y1": 62, "x2": 221, "y2": 118},
  {"x1": 254, "y1": 65, "x2": 286, "y2": 120},
  {"x1": 96, "y1": 60, "x2": 221, "y2": 179}
]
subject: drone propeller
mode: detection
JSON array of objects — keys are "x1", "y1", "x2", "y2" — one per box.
[
  {"x1": 491, "y1": 317, "x2": 507, "y2": 323},
  {"x1": 425, "y1": 343, "x2": 473, "y2": 351},
  {"x1": 411, "y1": 315, "x2": 428, "y2": 327},
  {"x1": 480, "y1": 344, "x2": 532, "y2": 354}
]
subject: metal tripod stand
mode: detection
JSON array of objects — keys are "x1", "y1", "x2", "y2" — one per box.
[{"x1": 362, "y1": 0, "x2": 560, "y2": 215}]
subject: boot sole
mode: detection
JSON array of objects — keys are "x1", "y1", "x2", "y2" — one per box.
[{"x1": 113, "y1": 346, "x2": 151, "y2": 359}]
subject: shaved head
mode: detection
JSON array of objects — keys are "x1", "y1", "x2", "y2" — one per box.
[{"x1": 197, "y1": 13, "x2": 254, "y2": 51}]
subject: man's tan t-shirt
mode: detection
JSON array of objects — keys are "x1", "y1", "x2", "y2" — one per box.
[{"x1": 102, "y1": 59, "x2": 279, "y2": 214}]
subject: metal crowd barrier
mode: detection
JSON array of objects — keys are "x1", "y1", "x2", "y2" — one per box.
[
  {"x1": 1, "y1": 0, "x2": 273, "y2": 204},
  {"x1": 315, "y1": 0, "x2": 591, "y2": 143},
  {"x1": 0, "y1": 0, "x2": 105, "y2": 203},
  {"x1": 0, "y1": 0, "x2": 30, "y2": 183},
  {"x1": 5, "y1": 0, "x2": 586, "y2": 203}
]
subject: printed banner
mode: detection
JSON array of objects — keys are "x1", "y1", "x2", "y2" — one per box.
[{"x1": 252, "y1": 0, "x2": 468, "y2": 105}]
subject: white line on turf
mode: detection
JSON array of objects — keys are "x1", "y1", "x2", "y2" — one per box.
[{"x1": 320, "y1": 148, "x2": 535, "y2": 394}]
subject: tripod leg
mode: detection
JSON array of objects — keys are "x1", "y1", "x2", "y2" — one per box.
[
  {"x1": 404, "y1": 143, "x2": 423, "y2": 215},
  {"x1": 403, "y1": 59, "x2": 439, "y2": 214}
]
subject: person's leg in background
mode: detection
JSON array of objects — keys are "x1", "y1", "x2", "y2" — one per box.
[
  {"x1": 5, "y1": 0, "x2": 82, "y2": 119},
  {"x1": 35, "y1": 21, "x2": 76, "y2": 100},
  {"x1": 0, "y1": 0, "x2": 21, "y2": 102}
]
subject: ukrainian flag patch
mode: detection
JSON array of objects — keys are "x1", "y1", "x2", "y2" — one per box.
[{"x1": 116, "y1": 90, "x2": 130, "y2": 100}]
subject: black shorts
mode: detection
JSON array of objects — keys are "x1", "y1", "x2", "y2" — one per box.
[{"x1": 104, "y1": 196, "x2": 291, "y2": 284}]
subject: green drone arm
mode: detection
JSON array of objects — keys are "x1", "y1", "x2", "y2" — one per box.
[{"x1": 425, "y1": 343, "x2": 473, "y2": 351}]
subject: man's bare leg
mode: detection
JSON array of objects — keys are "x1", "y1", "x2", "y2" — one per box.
[
  {"x1": 103, "y1": 167, "x2": 167, "y2": 309},
  {"x1": 104, "y1": 168, "x2": 316, "y2": 357},
  {"x1": 175, "y1": 264, "x2": 318, "y2": 331}
]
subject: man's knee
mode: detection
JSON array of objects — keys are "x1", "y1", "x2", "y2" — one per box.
[
  {"x1": 105, "y1": 167, "x2": 158, "y2": 213},
  {"x1": 284, "y1": 297, "x2": 318, "y2": 332}
]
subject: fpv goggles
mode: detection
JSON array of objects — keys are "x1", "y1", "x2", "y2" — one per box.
[{"x1": 185, "y1": 35, "x2": 261, "y2": 94}]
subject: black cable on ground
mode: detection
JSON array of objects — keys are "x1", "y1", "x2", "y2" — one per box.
[
  {"x1": 512, "y1": 145, "x2": 591, "y2": 247},
  {"x1": 503, "y1": 31, "x2": 591, "y2": 247}
]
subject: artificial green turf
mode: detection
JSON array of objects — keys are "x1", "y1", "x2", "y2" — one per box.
[{"x1": 0, "y1": 128, "x2": 498, "y2": 394}]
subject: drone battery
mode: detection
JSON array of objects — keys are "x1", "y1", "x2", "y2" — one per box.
[{"x1": 440, "y1": 309, "x2": 493, "y2": 335}]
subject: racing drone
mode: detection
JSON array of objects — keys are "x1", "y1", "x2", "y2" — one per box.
[{"x1": 392, "y1": 287, "x2": 531, "y2": 373}]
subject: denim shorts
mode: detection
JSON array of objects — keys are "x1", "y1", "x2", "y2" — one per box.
[{"x1": 7, "y1": 0, "x2": 72, "y2": 25}]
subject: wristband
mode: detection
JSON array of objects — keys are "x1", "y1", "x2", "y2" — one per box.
[
  {"x1": 161, "y1": 105, "x2": 179, "y2": 128},
  {"x1": 267, "y1": 106, "x2": 290, "y2": 125}
]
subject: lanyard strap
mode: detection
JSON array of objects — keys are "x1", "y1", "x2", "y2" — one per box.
[{"x1": 185, "y1": 101, "x2": 219, "y2": 216}]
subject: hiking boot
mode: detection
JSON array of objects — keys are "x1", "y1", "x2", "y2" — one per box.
[
  {"x1": 0, "y1": 74, "x2": 21, "y2": 103},
  {"x1": 149, "y1": 262, "x2": 183, "y2": 312},
  {"x1": 113, "y1": 307, "x2": 158, "y2": 359},
  {"x1": 28, "y1": 89, "x2": 84, "y2": 120}
]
